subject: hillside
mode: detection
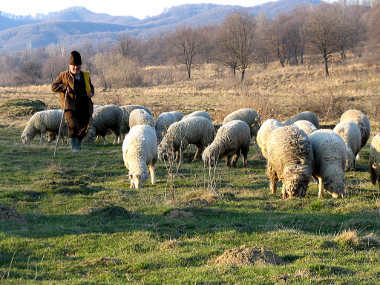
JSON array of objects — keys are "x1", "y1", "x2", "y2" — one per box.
[{"x1": 0, "y1": 0, "x2": 321, "y2": 52}]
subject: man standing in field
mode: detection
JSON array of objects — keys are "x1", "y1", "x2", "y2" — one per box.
[{"x1": 52, "y1": 51, "x2": 94, "y2": 152}]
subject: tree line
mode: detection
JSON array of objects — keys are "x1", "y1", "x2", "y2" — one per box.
[{"x1": 0, "y1": 1, "x2": 379, "y2": 87}]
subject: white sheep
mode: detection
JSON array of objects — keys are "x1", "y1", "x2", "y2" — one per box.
[
  {"x1": 120, "y1": 105, "x2": 153, "y2": 138},
  {"x1": 122, "y1": 125, "x2": 157, "y2": 189},
  {"x1": 202, "y1": 120, "x2": 251, "y2": 168},
  {"x1": 222, "y1": 108, "x2": 261, "y2": 139},
  {"x1": 266, "y1": 125, "x2": 313, "y2": 198},
  {"x1": 340, "y1": 109, "x2": 370, "y2": 149},
  {"x1": 182, "y1": 110, "x2": 212, "y2": 121},
  {"x1": 155, "y1": 111, "x2": 184, "y2": 142},
  {"x1": 309, "y1": 129, "x2": 347, "y2": 198},
  {"x1": 284, "y1": 111, "x2": 320, "y2": 129},
  {"x1": 293, "y1": 120, "x2": 317, "y2": 136},
  {"x1": 333, "y1": 121, "x2": 361, "y2": 171},
  {"x1": 21, "y1": 109, "x2": 67, "y2": 144},
  {"x1": 93, "y1": 105, "x2": 103, "y2": 110},
  {"x1": 158, "y1": 116, "x2": 215, "y2": 164},
  {"x1": 256, "y1": 119, "x2": 284, "y2": 159},
  {"x1": 129, "y1": 109, "x2": 154, "y2": 129},
  {"x1": 87, "y1": 104, "x2": 123, "y2": 144},
  {"x1": 369, "y1": 134, "x2": 380, "y2": 189}
]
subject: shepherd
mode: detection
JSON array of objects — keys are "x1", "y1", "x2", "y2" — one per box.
[{"x1": 52, "y1": 50, "x2": 94, "y2": 152}]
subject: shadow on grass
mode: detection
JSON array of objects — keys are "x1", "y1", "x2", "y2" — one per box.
[{"x1": 0, "y1": 206, "x2": 377, "y2": 240}]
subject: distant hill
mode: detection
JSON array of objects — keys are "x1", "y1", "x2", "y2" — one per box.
[{"x1": 0, "y1": 0, "x2": 322, "y2": 53}]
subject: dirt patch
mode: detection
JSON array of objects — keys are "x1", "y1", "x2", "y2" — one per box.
[
  {"x1": 0, "y1": 203, "x2": 25, "y2": 223},
  {"x1": 0, "y1": 99, "x2": 46, "y2": 118},
  {"x1": 166, "y1": 210, "x2": 195, "y2": 220},
  {"x1": 213, "y1": 245, "x2": 283, "y2": 266},
  {"x1": 185, "y1": 198, "x2": 210, "y2": 207},
  {"x1": 74, "y1": 205, "x2": 133, "y2": 218}
]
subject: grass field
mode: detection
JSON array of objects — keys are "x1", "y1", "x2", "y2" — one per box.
[{"x1": 0, "y1": 60, "x2": 379, "y2": 284}]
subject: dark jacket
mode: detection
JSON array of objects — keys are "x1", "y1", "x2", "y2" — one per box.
[{"x1": 51, "y1": 70, "x2": 94, "y2": 138}]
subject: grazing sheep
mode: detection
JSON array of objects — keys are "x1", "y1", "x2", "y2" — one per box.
[
  {"x1": 340, "y1": 109, "x2": 370, "y2": 149},
  {"x1": 266, "y1": 125, "x2": 313, "y2": 198},
  {"x1": 129, "y1": 109, "x2": 154, "y2": 129},
  {"x1": 309, "y1": 129, "x2": 347, "y2": 198},
  {"x1": 87, "y1": 105, "x2": 123, "y2": 144},
  {"x1": 369, "y1": 134, "x2": 380, "y2": 189},
  {"x1": 293, "y1": 120, "x2": 317, "y2": 136},
  {"x1": 21, "y1": 109, "x2": 68, "y2": 144},
  {"x1": 202, "y1": 120, "x2": 251, "y2": 168},
  {"x1": 182, "y1": 110, "x2": 212, "y2": 121},
  {"x1": 333, "y1": 121, "x2": 361, "y2": 171},
  {"x1": 256, "y1": 119, "x2": 284, "y2": 159},
  {"x1": 120, "y1": 105, "x2": 153, "y2": 138},
  {"x1": 155, "y1": 111, "x2": 184, "y2": 142},
  {"x1": 122, "y1": 125, "x2": 157, "y2": 189},
  {"x1": 284, "y1": 111, "x2": 320, "y2": 129},
  {"x1": 223, "y1": 108, "x2": 261, "y2": 139},
  {"x1": 158, "y1": 116, "x2": 215, "y2": 164}
]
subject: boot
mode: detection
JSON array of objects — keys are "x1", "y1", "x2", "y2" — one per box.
[
  {"x1": 71, "y1": 137, "x2": 80, "y2": 152},
  {"x1": 77, "y1": 137, "x2": 82, "y2": 150}
]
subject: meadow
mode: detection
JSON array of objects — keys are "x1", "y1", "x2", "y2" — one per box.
[{"x1": 0, "y1": 59, "x2": 378, "y2": 284}]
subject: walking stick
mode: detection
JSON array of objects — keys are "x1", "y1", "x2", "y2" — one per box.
[{"x1": 53, "y1": 87, "x2": 68, "y2": 158}]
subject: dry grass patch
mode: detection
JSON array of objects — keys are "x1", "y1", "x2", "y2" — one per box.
[
  {"x1": 166, "y1": 209, "x2": 195, "y2": 220},
  {"x1": 213, "y1": 245, "x2": 284, "y2": 266}
]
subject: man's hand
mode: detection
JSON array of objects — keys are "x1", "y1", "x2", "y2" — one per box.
[{"x1": 87, "y1": 92, "x2": 94, "y2": 98}]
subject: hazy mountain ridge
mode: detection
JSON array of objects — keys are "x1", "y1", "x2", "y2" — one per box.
[{"x1": 0, "y1": 0, "x2": 322, "y2": 53}]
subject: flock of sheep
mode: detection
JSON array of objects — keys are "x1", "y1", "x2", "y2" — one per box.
[{"x1": 20, "y1": 104, "x2": 379, "y2": 196}]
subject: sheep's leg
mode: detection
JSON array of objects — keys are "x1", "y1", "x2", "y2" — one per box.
[
  {"x1": 318, "y1": 177, "x2": 324, "y2": 198},
  {"x1": 149, "y1": 164, "x2": 156, "y2": 184},
  {"x1": 231, "y1": 150, "x2": 240, "y2": 167},
  {"x1": 226, "y1": 155, "x2": 232, "y2": 167},
  {"x1": 268, "y1": 165, "x2": 278, "y2": 194},
  {"x1": 103, "y1": 136, "x2": 106, "y2": 145},
  {"x1": 241, "y1": 146, "x2": 249, "y2": 167},
  {"x1": 130, "y1": 179, "x2": 134, "y2": 189},
  {"x1": 39, "y1": 133, "x2": 44, "y2": 144},
  {"x1": 193, "y1": 145, "x2": 203, "y2": 161}
]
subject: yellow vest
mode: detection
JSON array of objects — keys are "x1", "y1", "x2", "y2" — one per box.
[{"x1": 82, "y1": 70, "x2": 91, "y2": 95}]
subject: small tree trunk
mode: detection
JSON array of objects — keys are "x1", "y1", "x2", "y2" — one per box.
[
  {"x1": 186, "y1": 64, "x2": 191, "y2": 80},
  {"x1": 241, "y1": 69, "x2": 245, "y2": 81},
  {"x1": 323, "y1": 52, "x2": 329, "y2": 77}
]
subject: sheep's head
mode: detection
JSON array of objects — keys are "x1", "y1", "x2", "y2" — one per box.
[
  {"x1": 128, "y1": 171, "x2": 149, "y2": 189},
  {"x1": 202, "y1": 147, "x2": 218, "y2": 168},
  {"x1": 158, "y1": 138, "x2": 175, "y2": 162},
  {"x1": 345, "y1": 147, "x2": 355, "y2": 171},
  {"x1": 87, "y1": 127, "x2": 96, "y2": 143},
  {"x1": 46, "y1": 131, "x2": 56, "y2": 143},
  {"x1": 323, "y1": 175, "x2": 346, "y2": 198},
  {"x1": 21, "y1": 133, "x2": 32, "y2": 144}
]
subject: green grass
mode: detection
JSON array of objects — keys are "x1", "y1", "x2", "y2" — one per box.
[{"x1": 0, "y1": 125, "x2": 378, "y2": 284}]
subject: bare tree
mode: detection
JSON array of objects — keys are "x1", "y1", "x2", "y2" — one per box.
[
  {"x1": 305, "y1": 3, "x2": 340, "y2": 76},
  {"x1": 168, "y1": 26, "x2": 203, "y2": 80},
  {"x1": 254, "y1": 13, "x2": 274, "y2": 68},
  {"x1": 118, "y1": 34, "x2": 139, "y2": 58},
  {"x1": 217, "y1": 11, "x2": 257, "y2": 81},
  {"x1": 365, "y1": 2, "x2": 380, "y2": 60},
  {"x1": 335, "y1": 1, "x2": 367, "y2": 61}
]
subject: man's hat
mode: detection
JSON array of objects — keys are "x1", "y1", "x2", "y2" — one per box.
[{"x1": 69, "y1": 50, "x2": 82, "y2": 66}]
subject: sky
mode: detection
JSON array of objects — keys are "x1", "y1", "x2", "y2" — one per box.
[{"x1": 0, "y1": 0, "x2": 273, "y2": 19}]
